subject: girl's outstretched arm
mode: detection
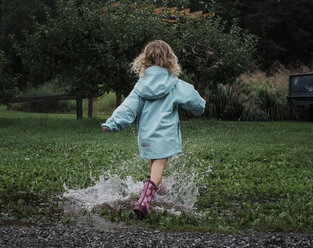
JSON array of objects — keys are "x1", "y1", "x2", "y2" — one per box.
[
  {"x1": 101, "y1": 90, "x2": 141, "y2": 131},
  {"x1": 173, "y1": 80, "x2": 206, "y2": 116}
]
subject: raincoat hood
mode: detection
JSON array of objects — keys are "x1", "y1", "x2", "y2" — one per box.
[{"x1": 133, "y1": 66, "x2": 178, "y2": 99}]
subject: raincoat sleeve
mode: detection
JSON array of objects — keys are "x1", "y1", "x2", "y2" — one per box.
[
  {"x1": 101, "y1": 90, "x2": 140, "y2": 131},
  {"x1": 173, "y1": 80, "x2": 206, "y2": 116}
]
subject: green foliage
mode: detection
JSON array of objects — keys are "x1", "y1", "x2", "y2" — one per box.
[
  {"x1": 1, "y1": 109, "x2": 313, "y2": 232},
  {"x1": 9, "y1": 90, "x2": 120, "y2": 114},
  {"x1": 19, "y1": 0, "x2": 256, "y2": 100},
  {"x1": 174, "y1": 18, "x2": 257, "y2": 95},
  {"x1": 0, "y1": 0, "x2": 55, "y2": 90},
  {"x1": 17, "y1": 100, "x2": 74, "y2": 114},
  {"x1": 11, "y1": 83, "x2": 76, "y2": 113},
  {"x1": 214, "y1": 0, "x2": 313, "y2": 68},
  {"x1": 19, "y1": 0, "x2": 106, "y2": 95},
  {"x1": 165, "y1": 0, "x2": 313, "y2": 68},
  {"x1": 96, "y1": 92, "x2": 117, "y2": 114},
  {"x1": 206, "y1": 77, "x2": 291, "y2": 121},
  {"x1": 0, "y1": 50, "x2": 19, "y2": 100},
  {"x1": 19, "y1": 0, "x2": 169, "y2": 97}
]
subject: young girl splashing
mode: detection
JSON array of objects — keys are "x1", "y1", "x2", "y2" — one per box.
[{"x1": 102, "y1": 40, "x2": 205, "y2": 218}]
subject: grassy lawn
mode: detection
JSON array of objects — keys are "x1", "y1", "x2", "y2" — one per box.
[{"x1": 0, "y1": 107, "x2": 312, "y2": 232}]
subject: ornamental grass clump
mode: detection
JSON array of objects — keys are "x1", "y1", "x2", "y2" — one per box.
[
  {"x1": 206, "y1": 75, "x2": 290, "y2": 121},
  {"x1": 240, "y1": 77, "x2": 288, "y2": 121}
]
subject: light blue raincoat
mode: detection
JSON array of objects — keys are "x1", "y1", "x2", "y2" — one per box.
[{"x1": 102, "y1": 66, "x2": 206, "y2": 159}]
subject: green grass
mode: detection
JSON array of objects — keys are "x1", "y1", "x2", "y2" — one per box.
[{"x1": 0, "y1": 107, "x2": 313, "y2": 232}]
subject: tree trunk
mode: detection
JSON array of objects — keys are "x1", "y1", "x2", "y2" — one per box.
[
  {"x1": 76, "y1": 97, "x2": 83, "y2": 120},
  {"x1": 116, "y1": 92, "x2": 121, "y2": 108},
  {"x1": 88, "y1": 97, "x2": 93, "y2": 119}
]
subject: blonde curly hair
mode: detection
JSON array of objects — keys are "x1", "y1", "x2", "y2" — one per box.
[{"x1": 131, "y1": 40, "x2": 181, "y2": 77}]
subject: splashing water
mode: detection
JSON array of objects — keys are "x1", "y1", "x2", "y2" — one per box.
[
  {"x1": 153, "y1": 174, "x2": 198, "y2": 214},
  {"x1": 63, "y1": 176, "x2": 143, "y2": 213},
  {"x1": 62, "y1": 173, "x2": 199, "y2": 215}
]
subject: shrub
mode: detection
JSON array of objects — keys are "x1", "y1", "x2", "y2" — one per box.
[
  {"x1": 12, "y1": 83, "x2": 76, "y2": 113},
  {"x1": 174, "y1": 18, "x2": 257, "y2": 97},
  {"x1": 239, "y1": 63, "x2": 313, "y2": 121},
  {"x1": 206, "y1": 75, "x2": 292, "y2": 121},
  {"x1": 15, "y1": 100, "x2": 75, "y2": 113},
  {"x1": 240, "y1": 78, "x2": 289, "y2": 121},
  {"x1": 94, "y1": 92, "x2": 116, "y2": 114},
  {"x1": 19, "y1": 0, "x2": 169, "y2": 99},
  {"x1": 19, "y1": 0, "x2": 257, "y2": 103},
  {"x1": 0, "y1": 50, "x2": 19, "y2": 101}
]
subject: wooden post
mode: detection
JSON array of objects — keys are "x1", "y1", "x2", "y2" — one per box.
[
  {"x1": 88, "y1": 97, "x2": 93, "y2": 119},
  {"x1": 76, "y1": 97, "x2": 83, "y2": 120},
  {"x1": 116, "y1": 92, "x2": 121, "y2": 108}
]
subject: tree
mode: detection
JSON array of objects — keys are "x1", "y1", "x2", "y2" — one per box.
[
  {"x1": 0, "y1": 50, "x2": 19, "y2": 100},
  {"x1": 169, "y1": 17, "x2": 257, "y2": 97},
  {"x1": 19, "y1": 0, "x2": 256, "y2": 118},
  {"x1": 213, "y1": 0, "x2": 313, "y2": 69},
  {"x1": 19, "y1": 1, "x2": 170, "y2": 102},
  {"x1": 0, "y1": 0, "x2": 56, "y2": 91}
]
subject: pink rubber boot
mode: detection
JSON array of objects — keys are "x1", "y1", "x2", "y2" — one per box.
[{"x1": 133, "y1": 176, "x2": 156, "y2": 219}]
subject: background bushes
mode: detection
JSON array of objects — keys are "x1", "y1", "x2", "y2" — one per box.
[
  {"x1": 10, "y1": 83, "x2": 76, "y2": 113},
  {"x1": 1, "y1": 0, "x2": 312, "y2": 121},
  {"x1": 10, "y1": 84, "x2": 116, "y2": 114},
  {"x1": 206, "y1": 73, "x2": 292, "y2": 121},
  {"x1": 17, "y1": 0, "x2": 256, "y2": 114},
  {"x1": 0, "y1": 50, "x2": 18, "y2": 100}
]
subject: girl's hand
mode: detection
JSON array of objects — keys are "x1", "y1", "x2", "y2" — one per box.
[{"x1": 102, "y1": 126, "x2": 110, "y2": 132}]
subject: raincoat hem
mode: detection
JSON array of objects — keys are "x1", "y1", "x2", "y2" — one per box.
[{"x1": 140, "y1": 150, "x2": 182, "y2": 159}]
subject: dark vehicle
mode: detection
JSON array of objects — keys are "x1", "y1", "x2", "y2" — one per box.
[
  {"x1": 288, "y1": 72, "x2": 313, "y2": 120},
  {"x1": 288, "y1": 73, "x2": 313, "y2": 106}
]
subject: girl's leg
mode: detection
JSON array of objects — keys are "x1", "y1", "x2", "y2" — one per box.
[
  {"x1": 133, "y1": 158, "x2": 168, "y2": 218},
  {"x1": 150, "y1": 158, "x2": 168, "y2": 188}
]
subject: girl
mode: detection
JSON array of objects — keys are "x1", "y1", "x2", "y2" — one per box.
[{"x1": 102, "y1": 40, "x2": 206, "y2": 218}]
